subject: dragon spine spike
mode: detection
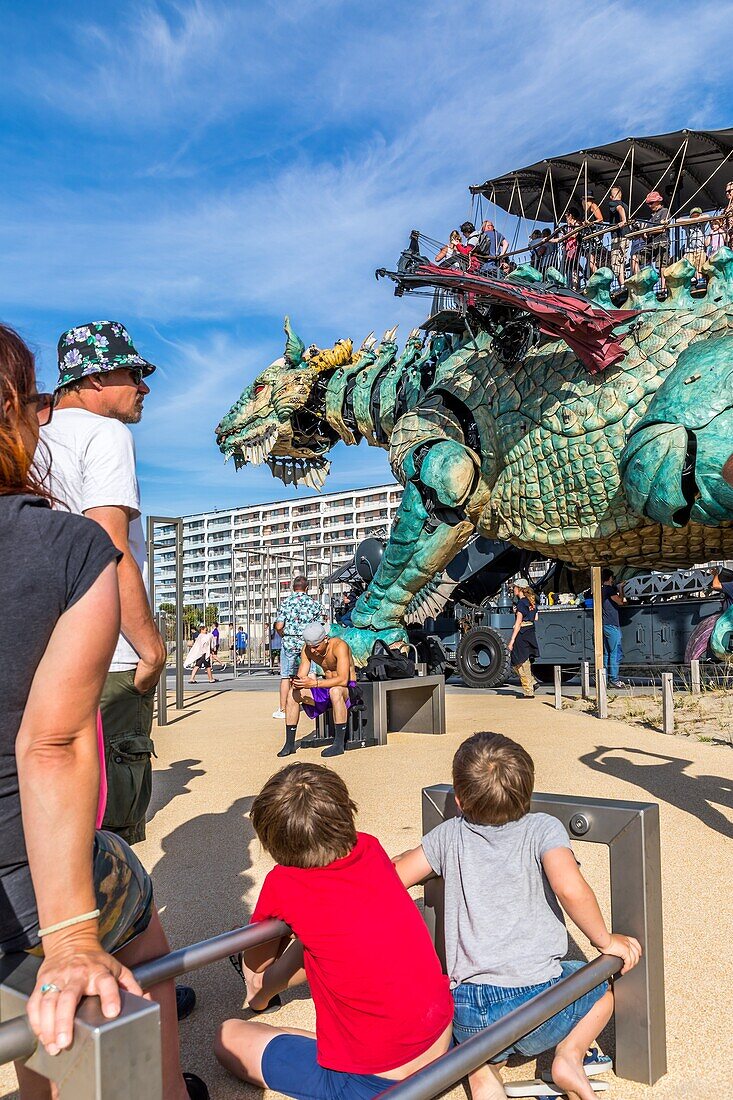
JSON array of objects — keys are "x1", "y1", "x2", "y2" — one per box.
[
  {"x1": 381, "y1": 325, "x2": 398, "y2": 344},
  {"x1": 283, "y1": 316, "x2": 305, "y2": 365},
  {"x1": 359, "y1": 332, "x2": 377, "y2": 351}
]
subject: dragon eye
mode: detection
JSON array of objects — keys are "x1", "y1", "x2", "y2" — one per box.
[{"x1": 254, "y1": 384, "x2": 266, "y2": 395}]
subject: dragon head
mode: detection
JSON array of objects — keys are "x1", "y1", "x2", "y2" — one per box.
[{"x1": 215, "y1": 317, "x2": 354, "y2": 490}]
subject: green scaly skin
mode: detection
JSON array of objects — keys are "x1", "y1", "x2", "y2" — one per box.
[{"x1": 216, "y1": 255, "x2": 733, "y2": 664}]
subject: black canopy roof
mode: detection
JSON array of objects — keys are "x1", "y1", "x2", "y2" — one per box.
[{"x1": 470, "y1": 128, "x2": 733, "y2": 222}]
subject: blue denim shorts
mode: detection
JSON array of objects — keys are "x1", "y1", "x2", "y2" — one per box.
[
  {"x1": 261, "y1": 1034, "x2": 393, "y2": 1100},
  {"x1": 452, "y1": 961, "x2": 608, "y2": 1063},
  {"x1": 280, "y1": 649, "x2": 300, "y2": 678}
]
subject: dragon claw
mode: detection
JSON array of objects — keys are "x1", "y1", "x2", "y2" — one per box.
[{"x1": 330, "y1": 624, "x2": 408, "y2": 667}]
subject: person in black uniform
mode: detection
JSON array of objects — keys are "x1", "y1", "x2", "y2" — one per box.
[{"x1": 507, "y1": 577, "x2": 538, "y2": 697}]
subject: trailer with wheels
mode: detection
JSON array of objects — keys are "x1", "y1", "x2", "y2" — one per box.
[{"x1": 330, "y1": 536, "x2": 729, "y2": 688}]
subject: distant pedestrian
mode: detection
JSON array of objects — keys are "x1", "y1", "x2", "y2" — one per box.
[
  {"x1": 211, "y1": 622, "x2": 220, "y2": 654},
  {"x1": 270, "y1": 625, "x2": 281, "y2": 671},
  {"x1": 185, "y1": 625, "x2": 217, "y2": 684},
  {"x1": 507, "y1": 578, "x2": 538, "y2": 698},
  {"x1": 235, "y1": 627, "x2": 248, "y2": 661},
  {"x1": 601, "y1": 568, "x2": 626, "y2": 688},
  {"x1": 272, "y1": 576, "x2": 326, "y2": 719}
]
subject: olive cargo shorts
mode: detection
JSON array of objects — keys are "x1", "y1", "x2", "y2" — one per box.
[{"x1": 100, "y1": 669, "x2": 157, "y2": 846}]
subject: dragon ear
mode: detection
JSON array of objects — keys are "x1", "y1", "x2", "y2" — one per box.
[{"x1": 283, "y1": 316, "x2": 305, "y2": 366}]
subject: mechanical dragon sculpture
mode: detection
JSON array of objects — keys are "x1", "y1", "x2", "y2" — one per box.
[{"x1": 216, "y1": 253, "x2": 733, "y2": 663}]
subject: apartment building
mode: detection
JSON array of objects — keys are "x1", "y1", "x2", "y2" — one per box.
[{"x1": 152, "y1": 482, "x2": 403, "y2": 633}]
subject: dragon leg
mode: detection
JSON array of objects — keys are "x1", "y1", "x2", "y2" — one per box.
[{"x1": 333, "y1": 439, "x2": 479, "y2": 665}]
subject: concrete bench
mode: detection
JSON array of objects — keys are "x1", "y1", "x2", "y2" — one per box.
[{"x1": 308, "y1": 675, "x2": 446, "y2": 750}]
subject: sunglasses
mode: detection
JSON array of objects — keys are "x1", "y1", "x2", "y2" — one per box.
[{"x1": 24, "y1": 392, "x2": 54, "y2": 427}]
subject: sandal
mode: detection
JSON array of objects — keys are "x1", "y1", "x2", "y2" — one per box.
[
  {"x1": 228, "y1": 951, "x2": 282, "y2": 1013},
  {"x1": 183, "y1": 1073, "x2": 209, "y2": 1100}
]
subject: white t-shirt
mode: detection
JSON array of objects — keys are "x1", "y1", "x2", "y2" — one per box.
[{"x1": 41, "y1": 408, "x2": 148, "y2": 672}]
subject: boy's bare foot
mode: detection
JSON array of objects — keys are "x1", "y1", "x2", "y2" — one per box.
[
  {"x1": 550, "y1": 1052, "x2": 597, "y2": 1100},
  {"x1": 242, "y1": 956, "x2": 280, "y2": 1012}
]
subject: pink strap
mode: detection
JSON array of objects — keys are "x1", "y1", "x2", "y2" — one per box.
[{"x1": 95, "y1": 710, "x2": 107, "y2": 830}]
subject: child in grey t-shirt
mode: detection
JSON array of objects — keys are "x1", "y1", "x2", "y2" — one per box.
[{"x1": 394, "y1": 732, "x2": 641, "y2": 1100}]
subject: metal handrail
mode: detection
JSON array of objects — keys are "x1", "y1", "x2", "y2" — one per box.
[
  {"x1": 0, "y1": 917, "x2": 289, "y2": 1066},
  {"x1": 375, "y1": 954, "x2": 622, "y2": 1100}
]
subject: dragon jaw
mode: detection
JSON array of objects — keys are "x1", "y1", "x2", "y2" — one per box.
[{"x1": 214, "y1": 318, "x2": 352, "y2": 490}]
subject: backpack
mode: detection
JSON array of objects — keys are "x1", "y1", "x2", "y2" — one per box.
[{"x1": 360, "y1": 639, "x2": 416, "y2": 682}]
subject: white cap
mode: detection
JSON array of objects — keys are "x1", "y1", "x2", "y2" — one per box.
[
  {"x1": 514, "y1": 577, "x2": 530, "y2": 588},
  {"x1": 303, "y1": 622, "x2": 328, "y2": 645}
]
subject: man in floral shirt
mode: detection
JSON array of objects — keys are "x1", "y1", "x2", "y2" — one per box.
[{"x1": 272, "y1": 575, "x2": 326, "y2": 719}]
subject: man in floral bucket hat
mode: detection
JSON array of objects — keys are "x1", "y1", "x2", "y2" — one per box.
[
  {"x1": 43, "y1": 319, "x2": 164, "y2": 840},
  {"x1": 42, "y1": 321, "x2": 198, "y2": 1025}
]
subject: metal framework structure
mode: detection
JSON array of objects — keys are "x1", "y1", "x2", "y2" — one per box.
[
  {"x1": 146, "y1": 516, "x2": 184, "y2": 723},
  {"x1": 229, "y1": 543, "x2": 335, "y2": 676},
  {"x1": 422, "y1": 785, "x2": 666, "y2": 1085}
]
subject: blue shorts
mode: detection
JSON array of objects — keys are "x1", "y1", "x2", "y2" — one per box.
[
  {"x1": 280, "y1": 650, "x2": 301, "y2": 678},
  {"x1": 452, "y1": 961, "x2": 608, "y2": 1063},
  {"x1": 261, "y1": 1034, "x2": 393, "y2": 1100}
]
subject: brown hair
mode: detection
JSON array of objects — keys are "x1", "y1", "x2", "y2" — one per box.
[
  {"x1": 250, "y1": 762, "x2": 357, "y2": 868},
  {"x1": 0, "y1": 324, "x2": 52, "y2": 501},
  {"x1": 452, "y1": 732, "x2": 534, "y2": 826},
  {"x1": 292, "y1": 575, "x2": 308, "y2": 591},
  {"x1": 516, "y1": 585, "x2": 536, "y2": 609}
]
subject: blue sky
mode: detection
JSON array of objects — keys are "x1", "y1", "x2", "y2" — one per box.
[{"x1": 4, "y1": 0, "x2": 733, "y2": 517}]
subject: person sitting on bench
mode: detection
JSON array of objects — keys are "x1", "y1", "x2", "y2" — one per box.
[{"x1": 278, "y1": 624, "x2": 357, "y2": 759}]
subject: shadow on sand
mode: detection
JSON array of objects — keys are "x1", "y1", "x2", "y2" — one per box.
[
  {"x1": 579, "y1": 744, "x2": 733, "y2": 839},
  {"x1": 146, "y1": 757, "x2": 206, "y2": 827}
]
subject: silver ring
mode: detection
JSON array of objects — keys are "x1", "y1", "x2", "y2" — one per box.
[{"x1": 40, "y1": 983, "x2": 61, "y2": 996}]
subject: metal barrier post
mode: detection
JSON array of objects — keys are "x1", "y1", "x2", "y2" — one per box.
[
  {"x1": 553, "y1": 665, "x2": 562, "y2": 710},
  {"x1": 422, "y1": 785, "x2": 666, "y2": 1085},
  {"x1": 597, "y1": 667, "x2": 608, "y2": 719},
  {"x1": 1, "y1": 955, "x2": 161, "y2": 1100},
  {"x1": 661, "y1": 672, "x2": 674, "y2": 734},
  {"x1": 147, "y1": 516, "x2": 184, "y2": 710},
  {"x1": 581, "y1": 659, "x2": 590, "y2": 700},
  {"x1": 690, "y1": 659, "x2": 701, "y2": 694},
  {"x1": 1, "y1": 919, "x2": 289, "y2": 1097},
  {"x1": 155, "y1": 612, "x2": 168, "y2": 726}
]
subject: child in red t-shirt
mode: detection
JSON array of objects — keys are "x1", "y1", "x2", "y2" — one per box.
[{"x1": 215, "y1": 762, "x2": 453, "y2": 1100}]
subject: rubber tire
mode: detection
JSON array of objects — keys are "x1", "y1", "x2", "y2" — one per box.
[
  {"x1": 533, "y1": 663, "x2": 577, "y2": 685},
  {"x1": 456, "y1": 627, "x2": 511, "y2": 689}
]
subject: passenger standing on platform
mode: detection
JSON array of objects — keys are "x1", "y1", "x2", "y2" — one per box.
[
  {"x1": 507, "y1": 578, "x2": 538, "y2": 698},
  {"x1": 683, "y1": 208, "x2": 707, "y2": 283},
  {"x1": 42, "y1": 322, "x2": 165, "y2": 847},
  {"x1": 601, "y1": 569, "x2": 626, "y2": 688},
  {"x1": 638, "y1": 191, "x2": 670, "y2": 274},
  {"x1": 394, "y1": 732, "x2": 641, "y2": 1100},
  {"x1": 607, "y1": 186, "x2": 629, "y2": 285},
  {"x1": 272, "y1": 575, "x2": 326, "y2": 719},
  {"x1": 215, "y1": 763, "x2": 453, "y2": 1099}
]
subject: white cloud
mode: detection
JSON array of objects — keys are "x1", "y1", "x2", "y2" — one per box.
[{"x1": 5, "y1": 0, "x2": 733, "y2": 516}]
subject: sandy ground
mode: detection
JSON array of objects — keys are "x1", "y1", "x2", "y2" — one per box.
[{"x1": 2, "y1": 688, "x2": 732, "y2": 1100}]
